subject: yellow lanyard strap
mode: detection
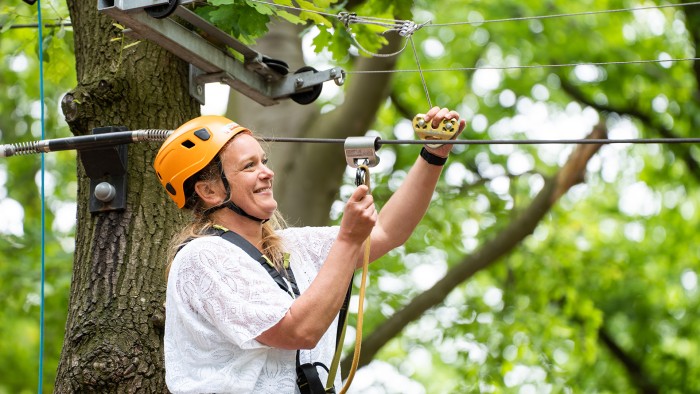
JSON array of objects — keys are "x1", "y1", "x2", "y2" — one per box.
[{"x1": 326, "y1": 165, "x2": 371, "y2": 393}]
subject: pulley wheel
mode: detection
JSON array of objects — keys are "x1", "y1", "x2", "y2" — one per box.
[
  {"x1": 262, "y1": 56, "x2": 289, "y2": 76},
  {"x1": 146, "y1": 0, "x2": 179, "y2": 19},
  {"x1": 290, "y1": 66, "x2": 323, "y2": 105}
]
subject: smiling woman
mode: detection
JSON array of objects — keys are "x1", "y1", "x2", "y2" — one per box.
[{"x1": 153, "y1": 108, "x2": 464, "y2": 394}]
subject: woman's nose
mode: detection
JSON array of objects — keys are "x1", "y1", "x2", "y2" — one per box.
[{"x1": 261, "y1": 163, "x2": 274, "y2": 178}]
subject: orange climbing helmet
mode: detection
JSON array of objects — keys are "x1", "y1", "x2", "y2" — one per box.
[{"x1": 153, "y1": 115, "x2": 251, "y2": 208}]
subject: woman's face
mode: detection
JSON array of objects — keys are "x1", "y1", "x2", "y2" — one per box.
[{"x1": 219, "y1": 133, "x2": 277, "y2": 219}]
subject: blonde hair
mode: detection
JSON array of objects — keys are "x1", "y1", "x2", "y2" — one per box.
[
  {"x1": 165, "y1": 138, "x2": 287, "y2": 280},
  {"x1": 165, "y1": 211, "x2": 287, "y2": 279}
]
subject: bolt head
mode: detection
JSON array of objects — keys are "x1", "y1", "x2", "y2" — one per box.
[{"x1": 94, "y1": 182, "x2": 116, "y2": 202}]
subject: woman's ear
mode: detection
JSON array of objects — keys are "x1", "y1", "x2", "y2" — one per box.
[{"x1": 193, "y1": 179, "x2": 225, "y2": 206}]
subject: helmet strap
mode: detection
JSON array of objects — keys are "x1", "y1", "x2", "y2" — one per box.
[
  {"x1": 202, "y1": 160, "x2": 268, "y2": 223},
  {"x1": 202, "y1": 198, "x2": 268, "y2": 223},
  {"x1": 225, "y1": 200, "x2": 268, "y2": 223}
]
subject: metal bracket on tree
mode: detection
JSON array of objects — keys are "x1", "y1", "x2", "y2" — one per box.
[
  {"x1": 0, "y1": 127, "x2": 174, "y2": 212},
  {"x1": 79, "y1": 126, "x2": 130, "y2": 213},
  {"x1": 97, "y1": 0, "x2": 346, "y2": 106}
]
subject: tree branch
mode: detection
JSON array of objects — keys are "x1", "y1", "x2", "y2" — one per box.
[
  {"x1": 680, "y1": 1, "x2": 700, "y2": 91},
  {"x1": 342, "y1": 124, "x2": 608, "y2": 372},
  {"x1": 598, "y1": 326, "x2": 660, "y2": 394}
]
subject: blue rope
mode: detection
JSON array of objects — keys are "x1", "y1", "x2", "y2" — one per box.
[{"x1": 37, "y1": 0, "x2": 46, "y2": 392}]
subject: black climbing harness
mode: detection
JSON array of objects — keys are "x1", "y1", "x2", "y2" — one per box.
[{"x1": 206, "y1": 226, "x2": 343, "y2": 394}]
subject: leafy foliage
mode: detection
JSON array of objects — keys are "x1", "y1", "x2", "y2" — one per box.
[
  {"x1": 0, "y1": 1, "x2": 75, "y2": 392},
  {"x1": 3, "y1": 0, "x2": 700, "y2": 393},
  {"x1": 329, "y1": 0, "x2": 700, "y2": 392},
  {"x1": 199, "y1": 0, "x2": 337, "y2": 44}
]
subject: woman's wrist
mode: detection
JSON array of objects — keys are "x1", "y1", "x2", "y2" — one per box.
[{"x1": 420, "y1": 147, "x2": 448, "y2": 166}]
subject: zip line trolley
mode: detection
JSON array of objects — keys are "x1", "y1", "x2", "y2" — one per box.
[{"x1": 97, "y1": 0, "x2": 346, "y2": 106}]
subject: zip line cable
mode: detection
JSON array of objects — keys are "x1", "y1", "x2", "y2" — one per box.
[
  {"x1": 250, "y1": 0, "x2": 700, "y2": 27},
  {"x1": 2, "y1": 21, "x2": 72, "y2": 29},
  {"x1": 345, "y1": 57, "x2": 700, "y2": 75},
  {"x1": 408, "y1": 35, "x2": 432, "y2": 108},
  {"x1": 248, "y1": 0, "x2": 699, "y2": 73},
  {"x1": 7, "y1": 1, "x2": 699, "y2": 31},
  {"x1": 429, "y1": 2, "x2": 700, "y2": 27},
  {"x1": 6, "y1": 4, "x2": 694, "y2": 74},
  {"x1": 2, "y1": 1, "x2": 699, "y2": 159},
  {"x1": 36, "y1": 1, "x2": 47, "y2": 392},
  {"x1": 263, "y1": 137, "x2": 700, "y2": 146},
  {"x1": 4, "y1": 132, "x2": 700, "y2": 158}
]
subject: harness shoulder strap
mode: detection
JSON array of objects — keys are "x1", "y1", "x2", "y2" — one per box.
[
  {"x1": 218, "y1": 230, "x2": 263, "y2": 262},
  {"x1": 202, "y1": 227, "x2": 343, "y2": 393}
]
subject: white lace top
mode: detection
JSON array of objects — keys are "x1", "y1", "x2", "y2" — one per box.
[{"x1": 164, "y1": 226, "x2": 342, "y2": 394}]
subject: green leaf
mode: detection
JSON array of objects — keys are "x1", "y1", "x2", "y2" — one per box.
[
  {"x1": 276, "y1": 10, "x2": 304, "y2": 25},
  {"x1": 247, "y1": 0, "x2": 274, "y2": 15},
  {"x1": 299, "y1": 11, "x2": 332, "y2": 28},
  {"x1": 0, "y1": 14, "x2": 17, "y2": 33},
  {"x1": 295, "y1": 0, "x2": 324, "y2": 12},
  {"x1": 122, "y1": 40, "x2": 141, "y2": 50}
]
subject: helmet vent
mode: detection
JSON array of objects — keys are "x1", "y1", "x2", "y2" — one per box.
[
  {"x1": 165, "y1": 183, "x2": 177, "y2": 195},
  {"x1": 181, "y1": 139, "x2": 196, "y2": 149}
]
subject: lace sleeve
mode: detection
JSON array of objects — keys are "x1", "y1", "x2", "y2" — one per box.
[{"x1": 169, "y1": 237, "x2": 294, "y2": 350}]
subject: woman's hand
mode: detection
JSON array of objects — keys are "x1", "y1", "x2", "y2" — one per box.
[
  {"x1": 259, "y1": 184, "x2": 376, "y2": 350},
  {"x1": 422, "y1": 106, "x2": 467, "y2": 158},
  {"x1": 338, "y1": 185, "x2": 377, "y2": 244}
]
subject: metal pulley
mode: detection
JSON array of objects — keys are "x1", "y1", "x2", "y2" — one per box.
[
  {"x1": 145, "y1": 0, "x2": 179, "y2": 18},
  {"x1": 344, "y1": 136, "x2": 381, "y2": 186}
]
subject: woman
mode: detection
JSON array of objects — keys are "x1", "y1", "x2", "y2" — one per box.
[{"x1": 153, "y1": 107, "x2": 465, "y2": 393}]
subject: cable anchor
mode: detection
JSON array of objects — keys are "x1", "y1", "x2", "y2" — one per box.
[{"x1": 79, "y1": 126, "x2": 130, "y2": 213}]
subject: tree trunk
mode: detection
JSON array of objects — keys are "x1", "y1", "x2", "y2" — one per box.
[{"x1": 55, "y1": 1, "x2": 198, "y2": 392}]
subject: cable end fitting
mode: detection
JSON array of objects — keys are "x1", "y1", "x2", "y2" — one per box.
[{"x1": 0, "y1": 145, "x2": 11, "y2": 158}]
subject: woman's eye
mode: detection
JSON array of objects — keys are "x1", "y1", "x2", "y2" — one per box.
[{"x1": 262, "y1": 158, "x2": 269, "y2": 165}]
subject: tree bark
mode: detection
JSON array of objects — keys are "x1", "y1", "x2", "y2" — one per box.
[{"x1": 55, "y1": 1, "x2": 197, "y2": 392}]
